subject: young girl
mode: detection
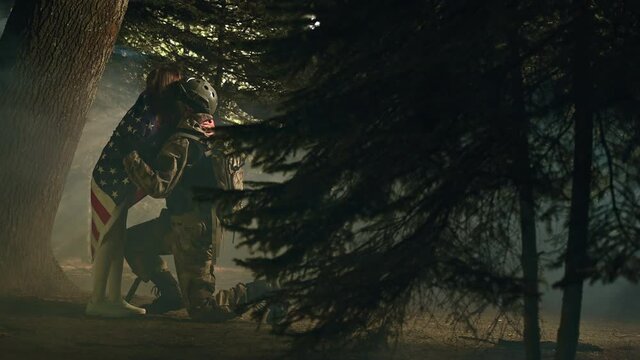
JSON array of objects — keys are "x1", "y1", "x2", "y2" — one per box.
[{"x1": 87, "y1": 65, "x2": 182, "y2": 317}]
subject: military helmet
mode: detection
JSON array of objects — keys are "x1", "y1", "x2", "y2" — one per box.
[{"x1": 177, "y1": 77, "x2": 218, "y2": 115}]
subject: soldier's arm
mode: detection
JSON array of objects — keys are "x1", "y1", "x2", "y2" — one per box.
[{"x1": 122, "y1": 136, "x2": 190, "y2": 198}]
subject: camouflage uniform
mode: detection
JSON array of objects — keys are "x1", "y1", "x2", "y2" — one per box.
[{"x1": 123, "y1": 113, "x2": 246, "y2": 321}]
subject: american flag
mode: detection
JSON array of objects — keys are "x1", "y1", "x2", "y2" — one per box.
[{"x1": 90, "y1": 92, "x2": 159, "y2": 259}]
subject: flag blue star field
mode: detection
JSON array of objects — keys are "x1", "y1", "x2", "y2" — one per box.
[{"x1": 90, "y1": 92, "x2": 158, "y2": 259}]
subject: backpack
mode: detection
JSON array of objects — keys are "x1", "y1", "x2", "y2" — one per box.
[{"x1": 206, "y1": 143, "x2": 245, "y2": 193}]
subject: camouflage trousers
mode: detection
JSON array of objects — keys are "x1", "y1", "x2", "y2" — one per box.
[{"x1": 125, "y1": 209, "x2": 247, "y2": 321}]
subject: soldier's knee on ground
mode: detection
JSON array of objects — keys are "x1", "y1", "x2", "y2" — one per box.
[
  {"x1": 187, "y1": 302, "x2": 236, "y2": 322},
  {"x1": 184, "y1": 282, "x2": 250, "y2": 322},
  {"x1": 186, "y1": 284, "x2": 235, "y2": 323},
  {"x1": 184, "y1": 277, "x2": 215, "y2": 308}
]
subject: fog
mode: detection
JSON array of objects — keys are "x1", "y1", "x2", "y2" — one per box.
[
  {"x1": 0, "y1": 8, "x2": 637, "y2": 323},
  {"x1": 0, "y1": 2, "x2": 8, "y2": 29},
  {"x1": 50, "y1": 50, "x2": 253, "y2": 286}
]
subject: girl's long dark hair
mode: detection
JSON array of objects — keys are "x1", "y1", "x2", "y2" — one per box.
[{"x1": 145, "y1": 64, "x2": 182, "y2": 115}]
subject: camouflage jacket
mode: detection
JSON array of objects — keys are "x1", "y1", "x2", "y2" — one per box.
[
  {"x1": 122, "y1": 113, "x2": 216, "y2": 202},
  {"x1": 123, "y1": 114, "x2": 243, "y2": 261}
]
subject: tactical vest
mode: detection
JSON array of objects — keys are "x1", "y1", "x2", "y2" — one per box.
[
  {"x1": 168, "y1": 130, "x2": 244, "y2": 262},
  {"x1": 174, "y1": 130, "x2": 244, "y2": 191}
]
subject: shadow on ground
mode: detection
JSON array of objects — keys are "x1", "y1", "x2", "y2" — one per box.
[
  {"x1": 0, "y1": 297, "x2": 637, "y2": 360},
  {"x1": 0, "y1": 297, "x2": 288, "y2": 360}
]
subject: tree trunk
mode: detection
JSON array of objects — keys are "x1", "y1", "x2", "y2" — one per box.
[
  {"x1": 0, "y1": 0, "x2": 128, "y2": 297},
  {"x1": 518, "y1": 162, "x2": 541, "y2": 360},
  {"x1": 214, "y1": 0, "x2": 227, "y2": 91},
  {"x1": 509, "y1": 34, "x2": 541, "y2": 360},
  {"x1": 213, "y1": 0, "x2": 227, "y2": 118},
  {"x1": 555, "y1": 2, "x2": 594, "y2": 359}
]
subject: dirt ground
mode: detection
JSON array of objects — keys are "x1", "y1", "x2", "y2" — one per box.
[{"x1": 0, "y1": 263, "x2": 638, "y2": 360}]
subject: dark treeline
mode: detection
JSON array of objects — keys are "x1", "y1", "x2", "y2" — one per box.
[{"x1": 206, "y1": 1, "x2": 640, "y2": 360}]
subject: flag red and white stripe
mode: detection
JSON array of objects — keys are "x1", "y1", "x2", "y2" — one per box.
[
  {"x1": 89, "y1": 92, "x2": 157, "y2": 260},
  {"x1": 90, "y1": 178, "x2": 147, "y2": 260},
  {"x1": 90, "y1": 178, "x2": 126, "y2": 260}
]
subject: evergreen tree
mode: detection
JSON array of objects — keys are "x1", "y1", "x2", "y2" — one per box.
[
  {"x1": 219, "y1": 2, "x2": 640, "y2": 360},
  {"x1": 119, "y1": 0, "x2": 283, "y2": 123},
  {"x1": 551, "y1": 2, "x2": 640, "y2": 359},
  {"x1": 224, "y1": 0, "x2": 553, "y2": 350}
]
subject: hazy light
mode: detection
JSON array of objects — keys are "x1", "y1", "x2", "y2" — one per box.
[
  {"x1": 304, "y1": 14, "x2": 320, "y2": 30},
  {"x1": 308, "y1": 20, "x2": 321, "y2": 30}
]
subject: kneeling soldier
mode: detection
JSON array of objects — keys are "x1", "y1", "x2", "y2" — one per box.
[{"x1": 122, "y1": 77, "x2": 261, "y2": 321}]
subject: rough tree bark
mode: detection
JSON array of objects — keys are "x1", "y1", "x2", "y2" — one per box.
[
  {"x1": 554, "y1": 1, "x2": 594, "y2": 359},
  {"x1": 0, "y1": 0, "x2": 129, "y2": 297}
]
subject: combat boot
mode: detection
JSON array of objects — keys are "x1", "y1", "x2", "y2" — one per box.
[
  {"x1": 143, "y1": 270, "x2": 184, "y2": 314},
  {"x1": 245, "y1": 280, "x2": 288, "y2": 330},
  {"x1": 245, "y1": 280, "x2": 272, "y2": 302}
]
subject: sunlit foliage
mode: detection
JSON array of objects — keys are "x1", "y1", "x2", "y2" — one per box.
[{"x1": 120, "y1": 0, "x2": 285, "y2": 123}]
